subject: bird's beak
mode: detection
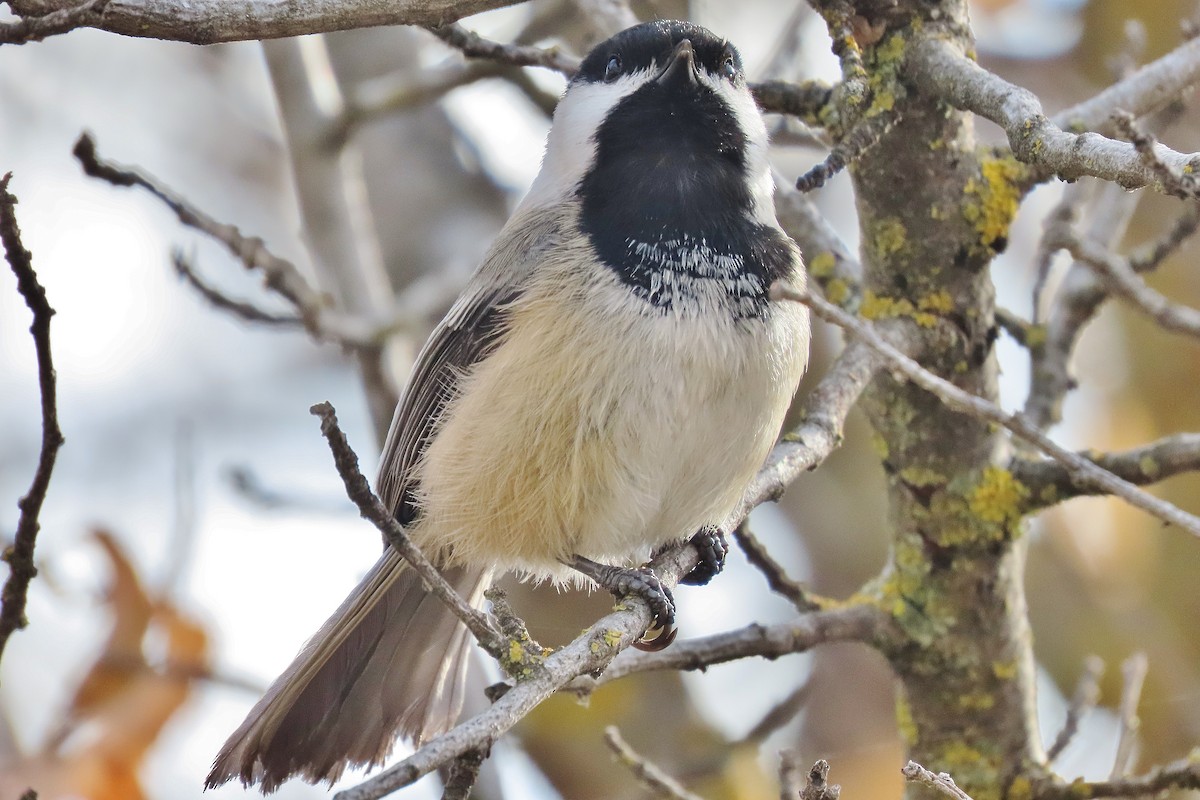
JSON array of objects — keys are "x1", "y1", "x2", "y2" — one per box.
[{"x1": 655, "y1": 39, "x2": 698, "y2": 87}]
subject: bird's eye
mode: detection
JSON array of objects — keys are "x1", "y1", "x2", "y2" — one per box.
[
  {"x1": 604, "y1": 54, "x2": 622, "y2": 82},
  {"x1": 721, "y1": 55, "x2": 738, "y2": 80}
]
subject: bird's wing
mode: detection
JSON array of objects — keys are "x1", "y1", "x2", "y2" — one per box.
[{"x1": 375, "y1": 205, "x2": 566, "y2": 525}]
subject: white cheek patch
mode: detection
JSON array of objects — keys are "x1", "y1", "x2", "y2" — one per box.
[
  {"x1": 712, "y1": 78, "x2": 778, "y2": 226},
  {"x1": 516, "y1": 72, "x2": 651, "y2": 213}
]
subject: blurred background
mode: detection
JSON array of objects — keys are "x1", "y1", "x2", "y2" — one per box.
[{"x1": 1, "y1": 0, "x2": 1198, "y2": 798}]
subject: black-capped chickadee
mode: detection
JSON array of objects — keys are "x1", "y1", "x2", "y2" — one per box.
[{"x1": 207, "y1": 19, "x2": 809, "y2": 791}]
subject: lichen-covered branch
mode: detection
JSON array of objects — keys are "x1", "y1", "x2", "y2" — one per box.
[
  {"x1": 908, "y1": 38, "x2": 1200, "y2": 194},
  {"x1": 773, "y1": 282, "x2": 1200, "y2": 538},
  {"x1": 0, "y1": 175, "x2": 65, "y2": 666},
  {"x1": 5, "y1": 0, "x2": 525, "y2": 44},
  {"x1": 1013, "y1": 433, "x2": 1200, "y2": 507}
]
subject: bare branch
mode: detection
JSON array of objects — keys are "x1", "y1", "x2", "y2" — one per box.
[
  {"x1": 770, "y1": 282, "x2": 1200, "y2": 538},
  {"x1": 902, "y1": 761, "x2": 977, "y2": 800},
  {"x1": 741, "y1": 680, "x2": 811, "y2": 747},
  {"x1": 0, "y1": 174, "x2": 65, "y2": 666},
  {"x1": 1045, "y1": 655, "x2": 1105, "y2": 763},
  {"x1": 579, "y1": 604, "x2": 893, "y2": 689},
  {"x1": 1013, "y1": 433, "x2": 1200, "y2": 506},
  {"x1": 796, "y1": 108, "x2": 901, "y2": 193},
  {"x1": 733, "y1": 524, "x2": 824, "y2": 612},
  {"x1": 1031, "y1": 755, "x2": 1200, "y2": 799},
  {"x1": 909, "y1": 38, "x2": 1200, "y2": 195},
  {"x1": 603, "y1": 726, "x2": 705, "y2": 800},
  {"x1": 0, "y1": 0, "x2": 107, "y2": 44},
  {"x1": 753, "y1": 80, "x2": 836, "y2": 126},
  {"x1": 428, "y1": 22, "x2": 580, "y2": 75},
  {"x1": 1065, "y1": 233, "x2": 1200, "y2": 340},
  {"x1": 171, "y1": 251, "x2": 305, "y2": 329},
  {"x1": 1129, "y1": 202, "x2": 1200, "y2": 272},
  {"x1": 5, "y1": 0, "x2": 525, "y2": 44},
  {"x1": 1053, "y1": 35, "x2": 1200, "y2": 135},
  {"x1": 1110, "y1": 111, "x2": 1200, "y2": 197},
  {"x1": 800, "y1": 759, "x2": 841, "y2": 800},
  {"x1": 308, "y1": 402, "x2": 506, "y2": 658},
  {"x1": 1111, "y1": 652, "x2": 1149, "y2": 780}
]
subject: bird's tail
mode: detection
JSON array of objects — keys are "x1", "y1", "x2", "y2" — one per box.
[{"x1": 205, "y1": 550, "x2": 492, "y2": 792}]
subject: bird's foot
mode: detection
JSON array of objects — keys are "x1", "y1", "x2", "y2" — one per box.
[
  {"x1": 679, "y1": 526, "x2": 728, "y2": 586},
  {"x1": 566, "y1": 555, "x2": 677, "y2": 651}
]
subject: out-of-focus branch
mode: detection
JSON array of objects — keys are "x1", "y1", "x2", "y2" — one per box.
[
  {"x1": 171, "y1": 251, "x2": 305, "y2": 329},
  {"x1": 753, "y1": 80, "x2": 836, "y2": 126},
  {"x1": 5, "y1": 0, "x2": 525, "y2": 44},
  {"x1": 309, "y1": 402, "x2": 505, "y2": 657},
  {"x1": 1013, "y1": 433, "x2": 1200, "y2": 506},
  {"x1": 603, "y1": 726, "x2": 704, "y2": 800},
  {"x1": 1053, "y1": 35, "x2": 1200, "y2": 134},
  {"x1": 1045, "y1": 655, "x2": 1105, "y2": 763},
  {"x1": 771, "y1": 282, "x2": 1200, "y2": 538},
  {"x1": 733, "y1": 524, "x2": 824, "y2": 612},
  {"x1": 0, "y1": 175, "x2": 65, "y2": 666},
  {"x1": 0, "y1": 0, "x2": 107, "y2": 44},
  {"x1": 429, "y1": 22, "x2": 580, "y2": 75},
  {"x1": 774, "y1": 181, "x2": 862, "y2": 308},
  {"x1": 909, "y1": 38, "x2": 1200, "y2": 195},
  {"x1": 1110, "y1": 653, "x2": 1149, "y2": 780},
  {"x1": 440, "y1": 748, "x2": 487, "y2": 800},
  {"x1": 1030, "y1": 756, "x2": 1200, "y2": 799}
]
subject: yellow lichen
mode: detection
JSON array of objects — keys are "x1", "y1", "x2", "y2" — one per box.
[
  {"x1": 1138, "y1": 455, "x2": 1161, "y2": 480},
  {"x1": 992, "y1": 660, "x2": 1018, "y2": 681},
  {"x1": 508, "y1": 640, "x2": 525, "y2": 664},
  {"x1": 1008, "y1": 776, "x2": 1033, "y2": 800},
  {"x1": 895, "y1": 693, "x2": 918, "y2": 746},
  {"x1": 825, "y1": 278, "x2": 850, "y2": 306},
  {"x1": 958, "y1": 692, "x2": 996, "y2": 711},
  {"x1": 963, "y1": 156, "x2": 1024, "y2": 250},
  {"x1": 968, "y1": 467, "x2": 1029, "y2": 528},
  {"x1": 900, "y1": 466, "x2": 946, "y2": 487},
  {"x1": 872, "y1": 217, "x2": 908, "y2": 259},
  {"x1": 809, "y1": 251, "x2": 836, "y2": 278},
  {"x1": 919, "y1": 290, "x2": 954, "y2": 314},
  {"x1": 861, "y1": 291, "x2": 939, "y2": 328},
  {"x1": 603, "y1": 628, "x2": 622, "y2": 648}
]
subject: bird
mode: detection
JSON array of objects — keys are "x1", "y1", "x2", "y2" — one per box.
[{"x1": 206, "y1": 18, "x2": 810, "y2": 792}]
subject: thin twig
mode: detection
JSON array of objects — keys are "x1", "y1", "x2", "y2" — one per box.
[
  {"x1": 0, "y1": 174, "x2": 65, "y2": 666},
  {"x1": 1128, "y1": 202, "x2": 1200, "y2": 272},
  {"x1": 733, "y1": 524, "x2": 823, "y2": 612},
  {"x1": 1111, "y1": 111, "x2": 1200, "y2": 198},
  {"x1": 1030, "y1": 755, "x2": 1200, "y2": 799},
  {"x1": 603, "y1": 726, "x2": 704, "y2": 800},
  {"x1": 770, "y1": 281, "x2": 1200, "y2": 538},
  {"x1": 1045, "y1": 655, "x2": 1105, "y2": 763},
  {"x1": 796, "y1": 108, "x2": 901, "y2": 192},
  {"x1": 0, "y1": 0, "x2": 107, "y2": 44},
  {"x1": 1110, "y1": 652, "x2": 1148, "y2": 780},
  {"x1": 902, "y1": 761, "x2": 976, "y2": 800},
  {"x1": 1065, "y1": 234, "x2": 1200, "y2": 340},
  {"x1": 740, "y1": 679, "x2": 812, "y2": 746},
  {"x1": 428, "y1": 22, "x2": 580, "y2": 75},
  {"x1": 171, "y1": 251, "x2": 305, "y2": 328},
  {"x1": 800, "y1": 759, "x2": 841, "y2": 800},
  {"x1": 308, "y1": 402, "x2": 505, "y2": 657},
  {"x1": 1013, "y1": 433, "x2": 1200, "y2": 506}
]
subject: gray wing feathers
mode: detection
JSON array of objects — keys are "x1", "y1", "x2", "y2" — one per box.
[{"x1": 206, "y1": 206, "x2": 567, "y2": 791}]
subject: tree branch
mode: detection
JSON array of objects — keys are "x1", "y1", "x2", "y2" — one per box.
[
  {"x1": 603, "y1": 726, "x2": 704, "y2": 800},
  {"x1": 0, "y1": 0, "x2": 107, "y2": 44},
  {"x1": 771, "y1": 282, "x2": 1200, "y2": 538},
  {"x1": 5, "y1": 0, "x2": 525, "y2": 44},
  {"x1": 1031, "y1": 756, "x2": 1200, "y2": 799},
  {"x1": 308, "y1": 402, "x2": 505, "y2": 658},
  {"x1": 1045, "y1": 655, "x2": 1105, "y2": 763},
  {"x1": 1012, "y1": 434, "x2": 1200, "y2": 507},
  {"x1": 908, "y1": 38, "x2": 1200, "y2": 195},
  {"x1": 428, "y1": 22, "x2": 580, "y2": 75},
  {"x1": 0, "y1": 174, "x2": 65, "y2": 666}
]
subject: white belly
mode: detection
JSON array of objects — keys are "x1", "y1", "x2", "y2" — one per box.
[{"x1": 411, "y1": 265, "x2": 809, "y2": 583}]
